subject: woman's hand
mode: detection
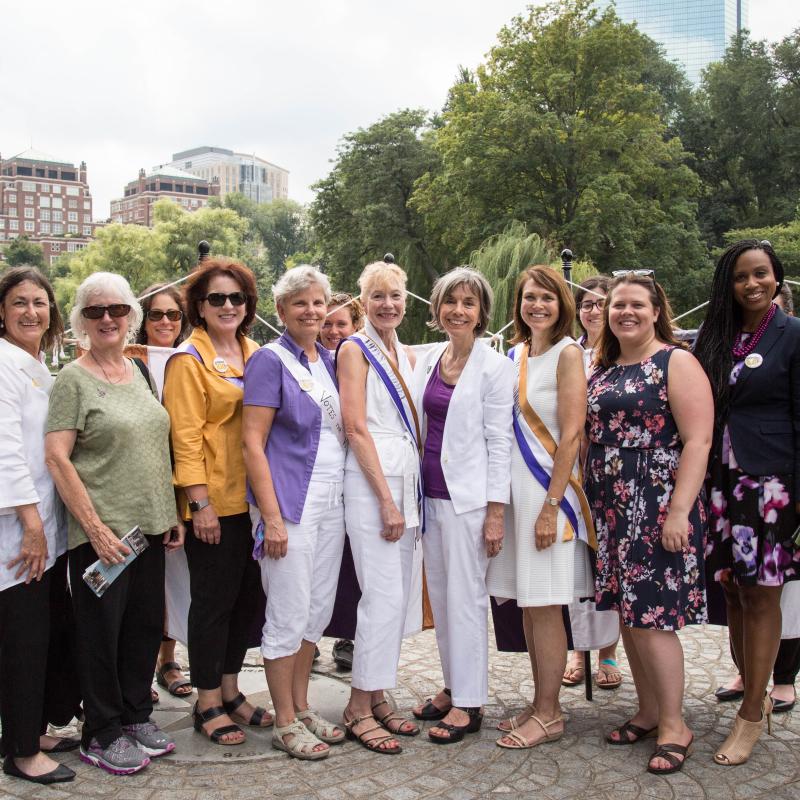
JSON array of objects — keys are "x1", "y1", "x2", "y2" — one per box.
[
  {"x1": 163, "y1": 519, "x2": 186, "y2": 551},
  {"x1": 380, "y1": 499, "x2": 405, "y2": 542},
  {"x1": 88, "y1": 523, "x2": 131, "y2": 566},
  {"x1": 534, "y1": 506, "x2": 558, "y2": 551},
  {"x1": 8, "y1": 519, "x2": 49, "y2": 583},
  {"x1": 661, "y1": 510, "x2": 690, "y2": 552},
  {"x1": 263, "y1": 514, "x2": 288, "y2": 560},
  {"x1": 192, "y1": 504, "x2": 221, "y2": 545},
  {"x1": 483, "y1": 502, "x2": 504, "y2": 558}
]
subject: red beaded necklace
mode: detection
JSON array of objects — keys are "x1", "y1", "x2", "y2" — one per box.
[{"x1": 732, "y1": 303, "x2": 776, "y2": 359}]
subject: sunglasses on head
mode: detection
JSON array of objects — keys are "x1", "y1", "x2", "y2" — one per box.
[
  {"x1": 81, "y1": 304, "x2": 132, "y2": 320},
  {"x1": 611, "y1": 269, "x2": 655, "y2": 278},
  {"x1": 202, "y1": 292, "x2": 247, "y2": 307},
  {"x1": 146, "y1": 308, "x2": 183, "y2": 322}
]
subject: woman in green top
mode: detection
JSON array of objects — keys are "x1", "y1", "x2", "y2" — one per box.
[{"x1": 45, "y1": 272, "x2": 181, "y2": 776}]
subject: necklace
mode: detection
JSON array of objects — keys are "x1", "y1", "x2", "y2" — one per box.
[
  {"x1": 732, "y1": 303, "x2": 775, "y2": 359},
  {"x1": 90, "y1": 350, "x2": 128, "y2": 384}
]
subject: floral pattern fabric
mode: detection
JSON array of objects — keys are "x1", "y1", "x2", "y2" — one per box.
[{"x1": 585, "y1": 347, "x2": 708, "y2": 630}]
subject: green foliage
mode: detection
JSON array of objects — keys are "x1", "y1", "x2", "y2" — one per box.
[
  {"x1": 1, "y1": 236, "x2": 47, "y2": 271},
  {"x1": 720, "y1": 214, "x2": 800, "y2": 278}
]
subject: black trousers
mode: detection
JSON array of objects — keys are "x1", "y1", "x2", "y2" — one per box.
[
  {"x1": 70, "y1": 536, "x2": 164, "y2": 748},
  {"x1": 184, "y1": 513, "x2": 262, "y2": 689},
  {"x1": 729, "y1": 637, "x2": 800, "y2": 685}
]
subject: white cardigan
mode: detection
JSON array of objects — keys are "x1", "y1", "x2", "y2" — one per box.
[{"x1": 413, "y1": 339, "x2": 514, "y2": 515}]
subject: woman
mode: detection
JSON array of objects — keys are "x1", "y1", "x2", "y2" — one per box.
[
  {"x1": 410, "y1": 268, "x2": 513, "y2": 743},
  {"x1": 487, "y1": 265, "x2": 594, "y2": 751},
  {"x1": 162, "y1": 257, "x2": 268, "y2": 746},
  {"x1": 694, "y1": 240, "x2": 800, "y2": 765},
  {"x1": 320, "y1": 292, "x2": 366, "y2": 669},
  {"x1": 338, "y1": 259, "x2": 421, "y2": 754},
  {"x1": 134, "y1": 284, "x2": 193, "y2": 701},
  {"x1": 586, "y1": 272, "x2": 712, "y2": 774},
  {"x1": 46, "y1": 272, "x2": 179, "y2": 775},
  {"x1": 0, "y1": 267, "x2": 77, "y2": 785},
  {"x1": 563, "y1": 275, "x2": 623, "y2": 691},
  {"x1": 243, "y1": 266, "x2": 347, "y2": 760}
]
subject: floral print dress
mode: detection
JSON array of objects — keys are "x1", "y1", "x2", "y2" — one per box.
[
  {"x1": 705, "y1": 344, "x2": 800, "y2": 587},
  {"x1": 585, "y1": 347, "x2": 708, "y2": 630}
]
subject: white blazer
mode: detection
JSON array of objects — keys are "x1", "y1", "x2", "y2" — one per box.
[{"x1": 413, "y1": 339, "x2": 514, "y2": 515}]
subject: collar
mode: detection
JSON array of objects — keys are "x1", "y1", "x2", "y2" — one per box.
[
  {"x1": 187, "y1": 327, "x2": 258, "y2": 377},
  {"x1": 278, "y1": 331, "x2": 336, "y2": 380},
  {"x1": 0, "y1": 336, "x2": 48, "y2": 371}
]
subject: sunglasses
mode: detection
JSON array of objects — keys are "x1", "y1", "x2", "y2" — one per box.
[
  {"x1": 611, "y1": 269, "x2": 655, "y2": 278},
  {"x1": 202, "y1": 292, "x2": 247, "y2": 307},
  {"x1": 579, "y1": 299, "x2": 605, "y2": 312},
  {"x1": 81, "y1": 304, "x2": 132, "y2": 320},
  {"x1": 146, "y1": 309, "x2": 183, "y2": 322}
]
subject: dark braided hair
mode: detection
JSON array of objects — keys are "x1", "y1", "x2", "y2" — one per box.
[{"x1": 693, "y1": 239, "x2": 784, "y2": 439}]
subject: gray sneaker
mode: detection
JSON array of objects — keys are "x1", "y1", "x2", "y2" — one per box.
[
  {"x1": 122, "y1": 721, "x2": 176, "y2": 757},
  {"x1": 79, "y1": 735, "x2": 150, "y2": 775}
]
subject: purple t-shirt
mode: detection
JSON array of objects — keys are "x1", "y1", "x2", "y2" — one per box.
[
  {"x1": 243, "y1": 333, "x2": 338, "y2": 524},
  {"x1": 422, "y1": 366, "x2": 454, "y2": 500}
]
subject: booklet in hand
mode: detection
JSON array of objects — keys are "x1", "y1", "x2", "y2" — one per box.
[{"x1": 82, "y1": 526, "x2": 149, "y2": 598}]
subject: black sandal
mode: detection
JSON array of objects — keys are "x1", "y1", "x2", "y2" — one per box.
[
  {"x1": 223, "y1": 691, "x2": 272, "y2": 727},
  {"x1": 605, "y1": 719, "x2": 658, "y2": 745},
  {"x1": 372, "y1": 700, "x2": 420, "y2": 736},
  {"x1": 343, "y1": 713, "x2": 402, "y2": 755},
  {"x1": 428, "y1": 706, "x2": 483, "y2": 744},
  {"x1": 412, "y1": 688, "x2": 451, "y2": 721},
  {"x1": 647, "y1": 736, "x2": 693, "y2": 775},
  {"x1": 156, "y1": 660, "x2": 193, "y2": 697},
  {"x1": 192, "y1": 703, "x2": 245, "y2": 745}
]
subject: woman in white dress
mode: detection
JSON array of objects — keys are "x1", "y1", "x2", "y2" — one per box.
[
  {"x1": 487, "y1": 265, "x2": 594, "y2": 750},
  {"x1": 338, "y1": 260, "x2": 421, "y2": 754}
]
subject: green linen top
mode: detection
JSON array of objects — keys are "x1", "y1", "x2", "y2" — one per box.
[{"x1": 46, "y1": 359, "x2": 176, "y2": 550}]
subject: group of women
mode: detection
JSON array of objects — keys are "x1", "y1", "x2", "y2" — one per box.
[{"x1": 0, "y1": 237, "x2": 797, "y2": 784}]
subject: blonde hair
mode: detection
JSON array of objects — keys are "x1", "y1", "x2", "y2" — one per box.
[{"x1": 357, "y1": 260, "x2": 407, "y2": 301}]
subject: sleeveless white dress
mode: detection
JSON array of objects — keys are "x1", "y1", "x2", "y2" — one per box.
[{"x1": 487, "y1": 337, "x2": 593, "y2": 607}]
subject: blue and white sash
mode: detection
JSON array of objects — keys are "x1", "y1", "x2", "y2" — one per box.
[{"x1": 508, "y1": 343, "x2": 596, "y2": 549}]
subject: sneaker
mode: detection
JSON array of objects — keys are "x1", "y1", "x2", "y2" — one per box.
[
  {"x1": 122, "y1": 721, "x2": 176, "y2": 757},
  {"x1": 79, "y1": 735, "x2": 150, "y2": 775},
  {"x1": 332, "y1": 639, "x2": 354, "y2": 670}
]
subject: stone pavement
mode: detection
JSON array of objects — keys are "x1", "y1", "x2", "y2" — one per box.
[{"x1": 2, "y1": 624, "x2": 799, "y2": 800}]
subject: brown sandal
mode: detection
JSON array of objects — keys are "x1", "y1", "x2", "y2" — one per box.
[
  {"x1": 371, "y1": 700, "x2": 419, "y2": 737},
  {"x1": 343, "y1": 713, "x2": 402, "y2": 754},
  {"x1": 606, "y1": 719, "x2": 658, "y2": 745}
]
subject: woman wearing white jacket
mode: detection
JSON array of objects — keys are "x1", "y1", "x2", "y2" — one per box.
[{"x1": 411, "y1": 267, "x2": 514, "y2": 743}]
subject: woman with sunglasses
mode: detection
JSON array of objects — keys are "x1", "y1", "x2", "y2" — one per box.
[
  {"x1": 584, "y1": 271, "x2": 712, "y2": 774},
  {"x1": 133, "y1": 285, "x2": 193, "y2": 703},
  {"x1": 46, "y1": 272, "x2": 179, "y2": 775},
  {"x1": 694, "y1": 241, "x2": 800, "y2": 766},
  {"x1": 562, "y1": 276, "x2": 622, "y2": 691},
  {"x1": 163, "y1": 258, "x2": 268, "y2": 747}
]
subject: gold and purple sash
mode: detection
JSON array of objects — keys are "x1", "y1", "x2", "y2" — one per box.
[{"x1": 508, "y1": 343, "x2": 596, "y2": 549}]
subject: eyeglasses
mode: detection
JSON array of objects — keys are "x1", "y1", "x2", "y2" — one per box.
[
  {"x1": 202, "y1": 292, "x2": 247, "y2": 307},
  {"x1": 579, "y1": 299, "x2": 605, "y2": 312},
  {"x1": 146, "y1": 309, "x2": 183, "y2": 322},
  {"x1": 81, "y1": 304, "x2": 132, "y2": 320},
  {"x1": 611, "y1": 269, "x2": 655, "y2": 278}
]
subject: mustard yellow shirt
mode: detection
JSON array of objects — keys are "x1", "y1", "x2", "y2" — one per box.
[{"x1": 163, "y1": 327, "x2": 259, "y2": 520}]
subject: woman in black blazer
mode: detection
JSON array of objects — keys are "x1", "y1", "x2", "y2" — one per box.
[{"x1": 695, "y1": 240, "x2": 800, "y2": 766}]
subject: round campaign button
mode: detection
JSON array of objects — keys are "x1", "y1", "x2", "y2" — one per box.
[
  {"x1": 299, "y1": 378, "x2": 314, "y2": 392},
  {"x1": 744, "y1": 353, "x2": 763, "y2": 369},
  {"x1": 212, "y1": 356, "x2": 228, "y2": 373}
]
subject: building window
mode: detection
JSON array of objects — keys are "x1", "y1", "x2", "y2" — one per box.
[
  {"x1": 0, "y1": 219, "x2": 4, "y2": 228},
  {"x1": 24, "y1": 208, "x2": 34, "y2": 218},
  {"x1": 8, "y1": 193, "x2": 16, "y2": 203},
  {"x1": 52, "y1": 210, "x2": 63, "y2": 222},
  {"x1": 52, "y1": 223, "x2": 63, "y2": 234},
  {"x1": 68, "y1": 212, "x2": 78, "y2": 222},
  {"x1": 68, "y1": 224, "x2": 78, "y2": 234},
  {"x1": 40, "y1": 209, "x2": 50, "y2": 221},
  {"x1": 68, "y1": 199, "x2": 77, "y2": 208},
  {"x1": 84, "y1": 201, "x2": 90, "y2": 210},
  {"x1": 22, "y1": 181, "x2": 36, "y2": 191},
  {"x1": 40, "y1": 223, "x2": 50, "y2": 234},
  {"x1": 83, "y1": 225, "x2": 92, "y2": 236},
  {"x1": 48, "y1": 170, "x2": 58, "y2": 179},
  {"x1": 52, "y1": 197, "x2": 62, "y2": 209},
  {"x1": 24, "y1": 195, "x2": 34, "y2": 204},
  {"x1": 24, "y1": 221, "x2": 34, "y2": 232},
  {"x1": 51, "y1": 242, "x2": 61, "y2": 252},
  {"x1": 8, "y1": 208, "x2": 17, "y2": 217},
  {"x1": 62, "y1": 172, "x2": 76, "y2": 182},
  {"x1": 39, "y1": 183, "x2": 49, "y2": 192},
  {"x1": 83, "y1": 214, "x2": 90, "y2": 223},
  {"x1": 67, "y1": 242, "x2": 77, "y2": 252},
  {"x1": 51, "y1": 185, "x2": 60, "y2": 194},
  {"x1": 66, "y1": 186, "x2": 79, "y2": 196},
  {"x1": 9, "y1": 220, "x2": 18, "y2": 230},
  {"x1": 39, "y1": 196, "x2": 50, "y2": 208}
]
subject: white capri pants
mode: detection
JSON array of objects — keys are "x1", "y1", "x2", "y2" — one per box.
[
  {"x1": 423, "y1": 498, "x2": 490, "y2": 707},
  {"x1": 255, "y1": 480, "x2": 345, "y2": 660},
  {"x1": 345, "y1": 470, "x2": 417, "y2": 691}
]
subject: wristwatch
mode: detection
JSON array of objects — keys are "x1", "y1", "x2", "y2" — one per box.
[
  {"x1": 188, "y1": 497, "x2": 210, "y2": 513},
  {"x1": 546, "y1": 496, "x2": 560, "y2": 507}
]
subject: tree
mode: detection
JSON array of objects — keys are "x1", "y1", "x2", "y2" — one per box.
[
  {"x1": 411, "y1": 0, "x2": 710, "y2": 309},
  {"x1": 2, "y1": 236, "x2": 46, "y2": 271},
  {"x1": 719, "y1": 212, "x2": 800, "y2": 278}
]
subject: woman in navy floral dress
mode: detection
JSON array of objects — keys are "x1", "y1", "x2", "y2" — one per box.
[{"x1": 585, "y1": 273, "x2": 713, "y2": 775}]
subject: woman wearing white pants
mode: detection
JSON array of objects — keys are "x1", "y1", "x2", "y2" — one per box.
[
  {"x1": 411, "y1": 268, "x2": 514, "y2": 743},
  {"x1": 338, "y1": 259, "x2": 421, "y2": 754},
  {"x1": 242, "y1": 266, "x2": 347, "y2": 761}
]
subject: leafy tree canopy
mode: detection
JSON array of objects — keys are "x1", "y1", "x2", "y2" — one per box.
[{"x1": 1, "y1": 236, "x2": 47, "y2": 272}]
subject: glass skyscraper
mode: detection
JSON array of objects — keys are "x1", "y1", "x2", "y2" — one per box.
[{"x1": 598, "y1": 0, "x2": 749, "y2": 84}]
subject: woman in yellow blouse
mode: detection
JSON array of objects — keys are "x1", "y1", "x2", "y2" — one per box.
[{"x1": 163, "y1": 257, "x2": 268, "y2": 746}]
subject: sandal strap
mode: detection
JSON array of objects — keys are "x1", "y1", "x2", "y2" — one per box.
[
  {"x1": 194, "y1": 704, "x2": 229, "y2": 724},
  {"x1": 274, "y1": 719, "x2": 324, "y2": 753},
  {"x1": 615, "y1": 720, "x2": 654, "y2": 742},
  {"x1": 249, "y1": 706, "x2": 267, "y2": 727},
  {"x1": 300, "y1": 709, "x2": 341, "y2": 737},
  {"x1": 651, "y1": 742, "x2": 689, "y2": 768},
  {"x1": 600, "y1": 658, "x2": 619, "y2": 667},
  {"x1": 223, "y1": 692, "x2": 246, "y2": 714},
  {"x1": 372, "y1": 701, "x2": 406, "y2": 726},
  {"x1": 159, "y1": 660, "x2": 182, "y2": 673},
  {"x1": 209, "y1": 724, "x2": 242, "y2": 742},
  {"x1": 503, "y1": 730, "x2": 531, "y2": 748},
  {"x1": 344, "y1": 715, "x2": 398, "y2": 748}
]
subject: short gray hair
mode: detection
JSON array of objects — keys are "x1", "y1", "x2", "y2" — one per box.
[
  {"x1": 272, "y1": 265, "x2": 331, "y2": 307},
  {"x1": 70, "y1": 271, "x2": 142, "y2": 349},
  {"x1": 428, "y1": 267, "x2": 494, "y2": 336}
]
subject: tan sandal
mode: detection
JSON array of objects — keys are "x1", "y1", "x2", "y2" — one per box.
[
  {"x1": 496, "y1": 714, "x2": 564, "y2": 749},
  {"x1": 297, "y1": 709, "x2": 345, "y2": 744},
  {"x1": 371, "y1": 700, "x2": 419, "y2": 737},
  {"x1": 343, "y1": 713, "x2": 402, "y2": 754},
  {"x1": 595, "y1": 659, "x2": 623, "y2": 690},
  {"x1": 562, "y1": 663, "x2": 585, "y2": 686},
  {"x1": 497, "y1": 703, "x2": 536, "y2": 732},
  {"x1": 714, "y1": 697, "x2": 772, "y2": 766},
  {"x1": 272, "y1": 719, "x2": 329, "y2": 760}
]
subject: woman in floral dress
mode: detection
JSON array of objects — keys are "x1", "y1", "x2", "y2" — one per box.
[
  {"x1": 694, "y1": 240, "x2": 800, "y2": 766},
  {"x1": 585, "y1": 272, "x2": 713, "y2": 775}
]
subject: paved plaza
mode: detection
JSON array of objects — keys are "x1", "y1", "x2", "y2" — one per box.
[{"x1": 2, "y1": 624, "x2": 799, "y2": 799}]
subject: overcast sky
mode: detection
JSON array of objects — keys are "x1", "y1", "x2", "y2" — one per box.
[{"x1": 1, "y1": 1, "x2": 797, "y2": 219}]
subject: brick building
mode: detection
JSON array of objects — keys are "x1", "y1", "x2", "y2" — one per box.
[
  {"x1": 0, "y1": 148, "x2": 103, "y2": 267},
  {"x1": 110, "y1": 165, "x2": 220, "y2": 226}
]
